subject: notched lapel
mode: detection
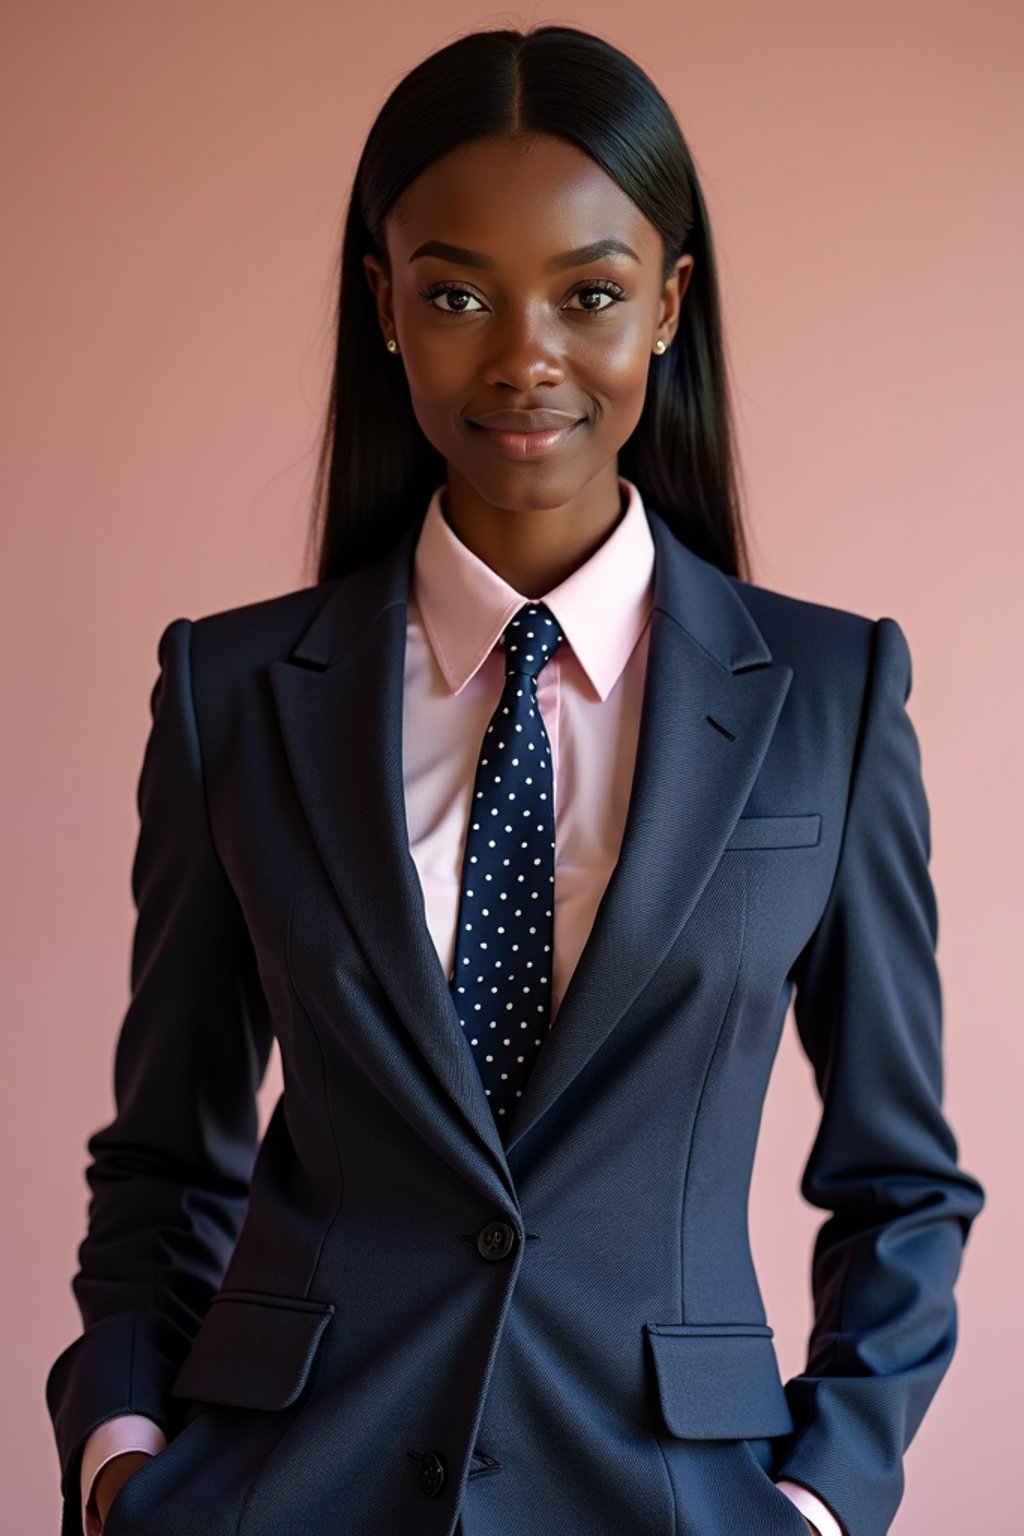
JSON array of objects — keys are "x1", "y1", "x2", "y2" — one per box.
[
  {"x1": 505, "y1": 513, "x2": 793, "y2": 1150},
  {"x1": 267, "y1": 526, "x2": 512, "y2": 1182},
  {"x1": 266, "y1": 503, "x2": 793, "y2": 1170}
]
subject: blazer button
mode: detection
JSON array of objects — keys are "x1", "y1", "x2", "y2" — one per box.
[
  {"x1": 476, "y1": 1220, "x2": 517, "y2": 1261},
  {"x1": 418, "y1": 1450, "x2": 447, "y2": 1497}
]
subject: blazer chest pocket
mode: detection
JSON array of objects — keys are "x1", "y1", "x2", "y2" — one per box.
[
  {"x1": 171, "y1": 1288, "x2": 335, "y2": 1412},
  {"x1": 723, "y1": 814, "x2": 821, "y2": 851},
  {"x1": 643, "y1": 1322, "x2": 794, "y2": 1439}
]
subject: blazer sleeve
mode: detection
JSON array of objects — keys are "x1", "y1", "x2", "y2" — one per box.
[
  {"x1": 45, "y1": 616, "x2": 275, "y2": 1536},
  {"x1": 774, "y1": 616, "x2": 985, "y2": 1536}
]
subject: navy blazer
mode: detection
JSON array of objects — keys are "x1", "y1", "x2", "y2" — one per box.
[{"x1": 46, "y1": 505, "x2": 984, "y2": 1536}]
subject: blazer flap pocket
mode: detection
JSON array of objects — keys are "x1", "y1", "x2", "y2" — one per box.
[
  {"x1": 724, "y1": 814, "x2": 821, "y2": 851},
  {"x1": 644, "y1": 1323, "x2": 794, "y2": 1438},
  {"x1": 171, "y1": 1288, "x2": 335, "y2": 1412}
]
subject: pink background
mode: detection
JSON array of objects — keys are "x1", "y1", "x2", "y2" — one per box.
[{"x1": 2, "y1": 3, "x2": 1020, "y2": 1531}]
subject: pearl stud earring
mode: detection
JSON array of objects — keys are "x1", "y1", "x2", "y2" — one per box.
[
  {"x1": 653, "y1": 339, "x2": 667, "y2": 354},
  {"x1": 386, "y1": 338, "x2": 399, "y2": 353}
]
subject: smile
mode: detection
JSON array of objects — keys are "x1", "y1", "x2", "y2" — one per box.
[{"x1": 470, "y1": 420, "x2": 583, "y2": 460}]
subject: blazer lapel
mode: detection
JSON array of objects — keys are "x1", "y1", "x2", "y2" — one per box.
[
  {"x1": 268, "y1": 520, "x2": 513, "y2": 1185},
  {"x1": 268, "y1": 502, "x2": 792, "y2": 1168},
  {"x1": 504, "y1": 509, "x2": 793, "y2": 1149}
]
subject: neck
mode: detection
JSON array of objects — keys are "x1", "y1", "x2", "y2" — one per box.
[{"x1": 441, "y1": 465, "x2": 626, "y2": 596}]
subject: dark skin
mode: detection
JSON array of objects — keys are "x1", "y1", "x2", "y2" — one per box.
[
  {"x1": 91, "y1": 136, "x2": 817, "y2": 1536},
  {"x1": 364, "y1": 130, "x2": 694, "y2": 595}
]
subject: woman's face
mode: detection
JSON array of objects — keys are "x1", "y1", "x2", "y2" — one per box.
[{"x1": 364, "y1": 132, "x2": 693, "y2": 520}]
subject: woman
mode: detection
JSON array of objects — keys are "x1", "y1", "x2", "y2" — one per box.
[{"x1": 46, "y1": 24, "x2": 984, "y2": 1536}]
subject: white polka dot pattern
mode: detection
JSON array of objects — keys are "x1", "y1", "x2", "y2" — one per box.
[{"x1": 448, "y1": 602, "x2": 564, "y2": 1137}]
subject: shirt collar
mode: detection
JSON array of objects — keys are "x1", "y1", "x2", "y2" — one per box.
[{"x1": 411, "y1": 476, "x2": 655, "y2": 702}]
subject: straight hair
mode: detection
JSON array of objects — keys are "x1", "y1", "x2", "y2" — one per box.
[{"x1": 307, "y1": 24, "x2": 751, "y2": 584}]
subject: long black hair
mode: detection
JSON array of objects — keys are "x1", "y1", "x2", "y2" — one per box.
[{"x1": 307, "y1": 24, "x2": 751, "y2": 584}]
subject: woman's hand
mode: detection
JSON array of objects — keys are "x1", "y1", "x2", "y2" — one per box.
[{"x1": 92, "y1": 1449, "x2": 152, "y2": 1527}]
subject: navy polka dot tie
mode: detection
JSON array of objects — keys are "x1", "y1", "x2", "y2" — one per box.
[{"x1": 448, "y1": 602, "x2": 565, "y2": 1137}]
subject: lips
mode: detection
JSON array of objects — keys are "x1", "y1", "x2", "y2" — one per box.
[
  {"x1": 468, "y1": 409, "x2": 583, "y2": 432},
  {"x1": 469, "y1": 418, "x2": 583, "y2": 461}
]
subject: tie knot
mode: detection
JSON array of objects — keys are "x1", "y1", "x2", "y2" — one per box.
[{"x1": 502, "y1": 603, "x2": 564, "y2": 681}]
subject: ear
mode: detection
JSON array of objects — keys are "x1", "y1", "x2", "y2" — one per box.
[
  {"x1": 657, "y1": 255, "x2": 695, "y2": 348},
  {"x1": 363, "y1": 253, "x2": 395, "y2": 340}
]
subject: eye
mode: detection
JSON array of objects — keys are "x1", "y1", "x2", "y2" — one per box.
[
  {"x1": 418, "y1": 283, "x2": 485, "y2": 314},
  {"x1": 564, "y1": 279, "x2": 626, "y2": 312},
  {"x1": 417, "y1": 278, "x2": 627, "y2": 316}
]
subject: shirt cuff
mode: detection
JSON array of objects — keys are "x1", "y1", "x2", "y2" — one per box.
[
  {"x1": 776, "y1": 1478, "x2": 844, "y2": 1536},
  {"x1": 80, "y1": 1414, "x2": 167, "y2": 1535}
]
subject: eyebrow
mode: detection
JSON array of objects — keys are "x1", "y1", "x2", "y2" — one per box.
[{"x1": 407, "y1": 238, "x2": 641, "y2": 271}]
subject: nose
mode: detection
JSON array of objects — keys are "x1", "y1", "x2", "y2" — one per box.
[{"x1": 479, "y1": 307, "x2": 567, "y2": 392}]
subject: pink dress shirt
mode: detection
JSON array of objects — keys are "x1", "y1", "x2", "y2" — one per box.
[{"x1": 80, "y1": 476, "x2": 841, "y2": 1536}]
